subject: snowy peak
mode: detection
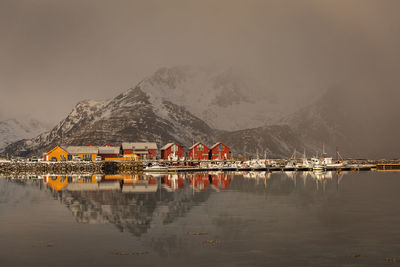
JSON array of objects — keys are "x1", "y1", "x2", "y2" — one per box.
[
  {"x1": 2, "y1": 66, "x2": 316, "y2": 158},
  {"x1": 2, "y1": 85, "x2": 216, "y2": 157},
  {"x1": 138, "y1": 66, "x2": 262, "y2": 131},
  {"x1": 54, "y1": 99, "x2": 106, "y2": 134}
]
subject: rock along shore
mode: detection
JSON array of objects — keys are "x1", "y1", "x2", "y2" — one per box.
[{"x1": 0, "y1": 161, "x2": 143, "y2": 176}]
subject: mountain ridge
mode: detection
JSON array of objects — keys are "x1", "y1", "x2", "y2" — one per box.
[
  {"x1": 0, "y1": 117, "x2": 51, "y2": 150},
  {"x1": 1, "y1": 78, "x2": 305, "y2": 158}
]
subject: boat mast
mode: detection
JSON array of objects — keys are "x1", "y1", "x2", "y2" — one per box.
[{"x1": 336, "y1": 146, "x2": 338, "y2": 162}]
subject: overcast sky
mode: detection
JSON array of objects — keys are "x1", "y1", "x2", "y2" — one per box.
[{"x1": 1, "y1": 0, "x2": 400, "y2": 123}]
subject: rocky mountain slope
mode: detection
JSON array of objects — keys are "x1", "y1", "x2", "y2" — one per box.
[
  {"x1": 3, "y1": 66, "x2": 397, "y2": 159},
  {"x1": 1, "y1": 86, "x2": 216, "y2": 157},
  {"x1": 1, "y1": 73, "x2": 305, "y2": 159}
]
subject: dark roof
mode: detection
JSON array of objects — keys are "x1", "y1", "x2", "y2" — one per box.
[
  {"x1": 64, "y1": 146, "x2": 99, "y2": 154},
  {"x1": 189, "y1": 142, "x2": 209, "y2": 150},
  {"x1": 210, "y1": 142, "x2": 229, "y2": 149},
  {"x1": 98, "y1": 147, "x2": 120, "y2": 154},
  {"x1": 121, "y1": 142, "x2": 158, "y2": 150}
]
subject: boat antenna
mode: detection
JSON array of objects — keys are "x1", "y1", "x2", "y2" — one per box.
[
  {"x1": 336, "y1": 146, "x2": 338, "y2": 162},
  {"x1": 337, "y1": 150, "x2": 344, "y2": 161},
  {"x1": 291, "y1": 149, "x2": 296, "y2": 160}
]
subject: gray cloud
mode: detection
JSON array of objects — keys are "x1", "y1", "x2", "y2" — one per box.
[{"x1": 0, "y1": 0, "x2": 399, "y2": 124}]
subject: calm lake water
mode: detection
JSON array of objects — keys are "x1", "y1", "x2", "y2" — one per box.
[{"x1": 1, "y1": 171, "x2": 400, "y2": 266}]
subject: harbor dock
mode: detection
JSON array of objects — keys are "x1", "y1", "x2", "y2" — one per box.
[
  {"x1": 2, "y1": 158, "x2": 396, "y2": 175},
  {"x1": 376, "y1": 163, "x2": 400, "y2": 170},
  {"x1": 143, "y1": 164, "x2": 374, "y2": 173}
]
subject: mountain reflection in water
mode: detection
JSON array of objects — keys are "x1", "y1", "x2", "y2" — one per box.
[
  {"x1": 3, "y1": 172, "x2": 342, "y2": 237},
  {"x1": 1, "y1": 171, "x2": 400, "y2": 267}
]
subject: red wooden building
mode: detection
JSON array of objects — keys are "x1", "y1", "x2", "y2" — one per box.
[
  {"x1": 209, "y1": 142, "x2": 230, "y2": 160},
  {"x1": 160, "y1": 143, "x2": 184, "y2": 160},
  {"x1": 98, "y1": 145, "x2": 120, "y2": 160},
  {"x1": 187, "y1": 142, "x2": 210, "y2": 160},
  {"x1": 121, "y1": 142, "x2": 157, "y2": 160}
]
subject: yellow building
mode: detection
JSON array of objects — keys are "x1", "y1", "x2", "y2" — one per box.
[
  {"x1": 65, "y1": 146, "x2": 99, "y2": 161},
  {"x1": 45, "y1": 145, "x2": 99, "y2": 161},
  {"x1": 46, "y1": 146, "x2": 69, "y2": 162}
]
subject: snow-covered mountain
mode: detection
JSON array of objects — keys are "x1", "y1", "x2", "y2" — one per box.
[
  {"x1": 0, "y1": 118, "x2": 51, "y2": 150},
  {"x1": 2, "y1": 86, "x2": 216, "y2": 157},
  {"x1": 139, "y1": 66, "x2": 289, "y2": 131},
  {"x1": 2, "y1": 69, "x2": 305, "y2": 158}
]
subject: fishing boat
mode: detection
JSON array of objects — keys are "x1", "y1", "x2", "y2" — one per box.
[
  {"x1": 249, "y1": 159, "x2": 267, "y2": 170},
  {"x1": 284, "y1": 160, "x2": 297, "y2": 171},
  {"x1": 144, "y1": 163, "x2": 168, "y2": 172},
  {"x1": 311, "y1": 156, "x2": 325, "y2": 171},
  {"x1": 284, "y1": 149, "x2": 299, "y2": 171},
  {"x1": 296, "y1": 150, "x2": 313, "y2": 170}
]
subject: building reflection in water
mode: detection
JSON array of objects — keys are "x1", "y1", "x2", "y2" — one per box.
[{"x1": 4, "y1": 171, "x2": 346, "y2": 237}]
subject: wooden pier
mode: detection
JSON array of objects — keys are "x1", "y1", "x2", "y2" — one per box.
[
  {"x1": 144, "y1": 165, "x2": 373, "y2": 173},
  {"x1": 376, "y1": 164, "x2": 400, "y2": 170},
  {"x1": 0, "y1": 159, "x2": 379, "y2": 176}
]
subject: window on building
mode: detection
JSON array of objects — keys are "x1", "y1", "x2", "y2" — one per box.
[
  {"x1": 197, "y1": 144, "x2": 203, "y2": 151},
  {"x1": 218, "y1": 144, "x2": 224, "y2": 151},
  {"x1": 171, "y1": 144, "x2": 178, "y2": 152}
]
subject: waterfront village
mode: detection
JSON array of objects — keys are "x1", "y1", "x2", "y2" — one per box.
[
  {"x1": 44, "y1": 141, "x2": 231, "y2": 162},
  {"x1": 3, "y1": 140, "x2": 396, "y2": 172}
]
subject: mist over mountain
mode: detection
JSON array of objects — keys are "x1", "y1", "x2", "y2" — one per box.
[
  {"x1": 139, "y1": 66, "x2": 302, "y2": 131},
  {"x1": 2, "y1": 66, "x2": 399, "y2": 159},
  {"x1": 1, "y1": 67, "x2": 306, "y2": 158},
  {"x1": 282, "y1": 86, "x2": 400, "y2": 158},
  {"x1": 0, "y1": 118, "x2": 51, "y2": 150}
]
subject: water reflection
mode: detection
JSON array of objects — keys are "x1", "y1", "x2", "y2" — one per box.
[
  {"x1": 3, "y1": 170, "x2": 350, "y2": 195},
  {"x1": 30, "y1": 171, "x2": 347, "y2": 194},
  {"x1": 3, "y1": 171, "x2": 400, "y2": 266},
  {"x1": 2, "y1": 171, "x2": 347, "y2": 238}
]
